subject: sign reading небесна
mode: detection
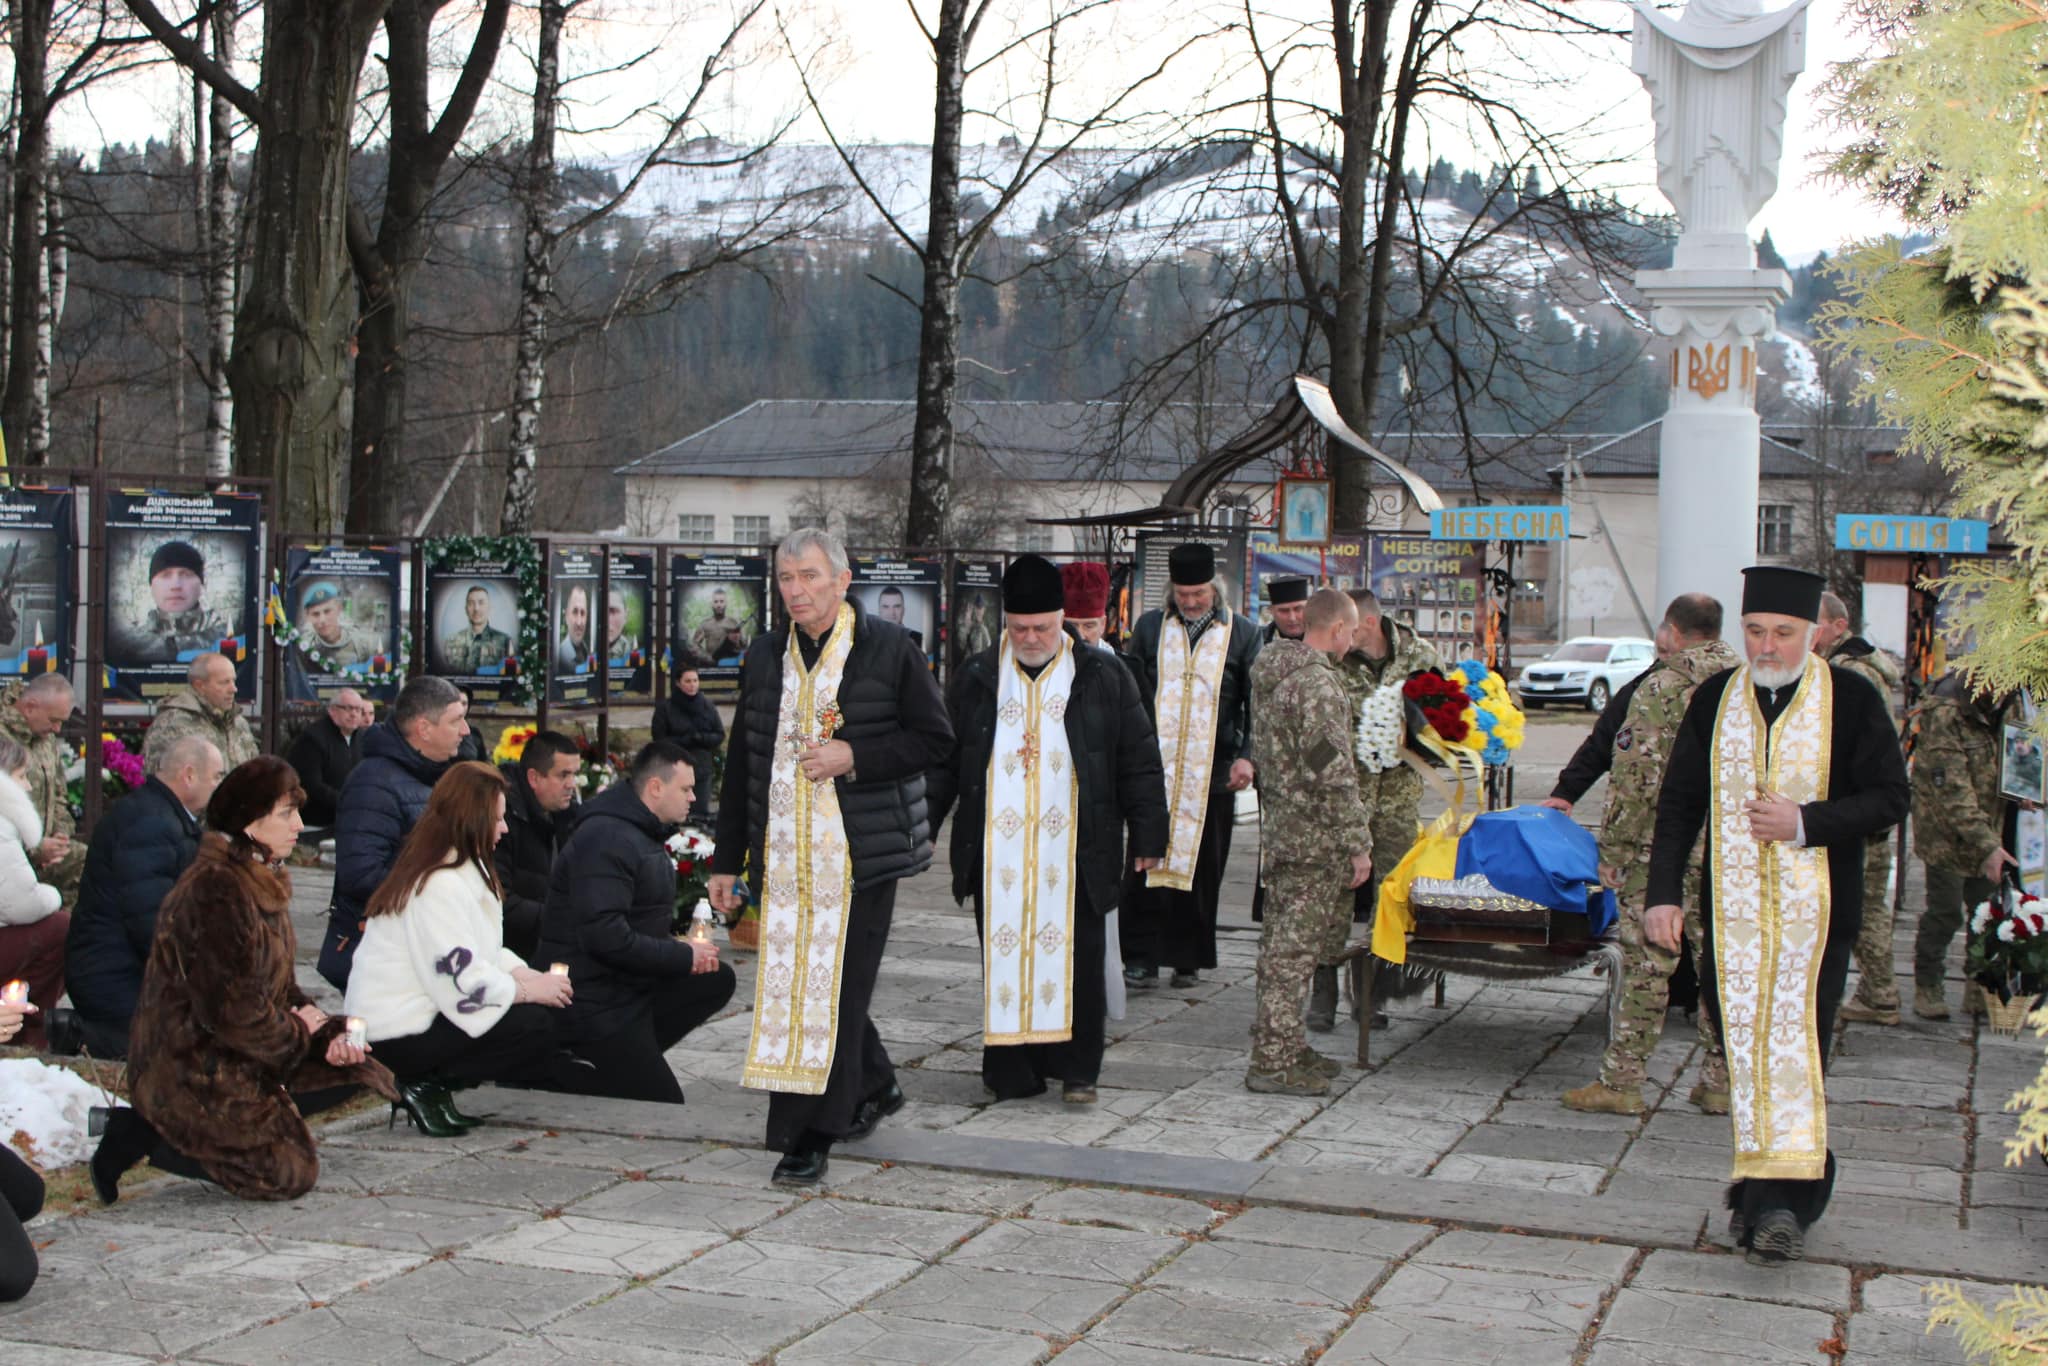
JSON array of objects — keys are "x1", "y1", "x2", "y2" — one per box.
[
  {"x1": 1430, "y1": 506, "x2": 1570, "y2": 542},
  {"x1": 1833, "y1": 514, "x2": 1989, "y2": 554}
]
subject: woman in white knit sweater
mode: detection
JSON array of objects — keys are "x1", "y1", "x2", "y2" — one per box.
[
  {"x1": 344, "y1": 762, "x2": 594, "y2": 1133},
  {"x1": 0, "y1": 734, "x2": 65, "y2": 1050}
]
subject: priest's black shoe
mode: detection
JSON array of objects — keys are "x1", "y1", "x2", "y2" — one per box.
[
  {"x1": 772, "y1": 1146, "x2": 830, "y2": 1187},
  {"x1": 847, "y1": 1080, "x2": 906, "y2": 1140}
]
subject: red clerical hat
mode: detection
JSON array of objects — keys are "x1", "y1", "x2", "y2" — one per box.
[{"x1": 1060, "y1": 561, "x2": 1110, "y2": 618}]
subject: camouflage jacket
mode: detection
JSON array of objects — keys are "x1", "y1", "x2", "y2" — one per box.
[
  {"x1": 1599, "y1": 637, "x2": 1741, "y2": 872},
  {"x1": 443, "y1": 626, "x2": 512, "y2": 674},
  {"x1": 1334, "y1": 620, "x2": 1440, "y2": 808},
  {"x1": 1251, "y1": 637, "x2": 1372, "y2": 865},
  {"x1": 1911, "y1": 674, "x2": 2006, "y2": 873},
  {"x1": 126, "y1": 606, "x2": 232, "y2": 664},
  {"x1": 143, "y1": 686, "x2": 260, "y2": 772},
  {"x1": 0, "y1": 683, "x2": 73, "y2": 840},
  {"x1": 1827, "y1": 636, "x2": 1902, "y2": 730}
]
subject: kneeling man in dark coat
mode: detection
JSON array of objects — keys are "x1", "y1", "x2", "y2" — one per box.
[
  {"x1": 930, "y1": 555, "x2": 1169, "y2": 1104},
  {"x1": 1646, "y1": 565, "x2": 1909, "y2": 1266}
]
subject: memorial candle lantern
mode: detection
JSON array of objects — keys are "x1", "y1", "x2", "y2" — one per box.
[
  {"x1": 370, "y1": 653, "x2": 389, "y2": 675},
  {"x1": 25, "y1": 623, "x2": 46, "y2": 675}
]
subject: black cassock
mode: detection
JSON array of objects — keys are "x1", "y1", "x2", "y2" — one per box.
[{"x1": 1648, "y1": 663, "x2": 1910, "y2": 1239}]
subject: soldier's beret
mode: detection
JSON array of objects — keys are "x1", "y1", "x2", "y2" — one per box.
[
  {"x1": 302, "y1": 581, "x2": 341, "y2": 610},
  {"x1": 149, "y1": 540, "x2": 205, "y2": 581}
]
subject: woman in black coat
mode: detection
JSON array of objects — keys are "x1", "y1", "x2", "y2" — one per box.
[
  {"x1": 535, "y1": 745, "x2": 736, "y2": 1102},
  {"x1": 651, "y1": 667, "x2": 724, "y2": 825}
]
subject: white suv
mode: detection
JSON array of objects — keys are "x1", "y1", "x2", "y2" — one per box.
[{"x1": 1514, "y1": 636, "x2": 1657, "y2": 713}]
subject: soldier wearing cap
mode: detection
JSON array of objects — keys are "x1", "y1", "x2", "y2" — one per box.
[
  {"x1": 1645, "y1": 565, "x2": 1909, "y2": 1267},
  {"x1": 1121, "y1": 543, "x2": 1259, "y2": 989},
  {"x1": 297, "y1": 581, "x2": 381, "y2": 674},
  {"x1": 123, "y1": 540, "x2": 232, "y2": 663}
]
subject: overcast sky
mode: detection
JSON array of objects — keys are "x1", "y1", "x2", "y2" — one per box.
[{"x1": 55, "y1": 0, "x2": 1895, "y2": 264}]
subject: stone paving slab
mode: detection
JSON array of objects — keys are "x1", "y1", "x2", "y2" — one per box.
[
  {"x1": 774, "y1": 1310, "x2": 1052, "y2": 1365},
  {"x1": 661, "y1": 1238, "x2": 923, "y2": 1309},
  {"x1": 334, "y1": 1254, "x2": 620, "y2": 1333},
  {"x1": 1023, "y1": 1187, "x2": 1221, "y2": 1234},
  {"x1": 865, "y1": 1263, "x2": 1126, "y2": 1335},
  {"x1": 545, "y1": 1283, "x2": 833, "y2": 1358},
  {"x1": 1319, "y1": 1311, "x2": 1584, "y2": 1365},
  {"x1": 1593, "y1": 1286, "x2": 1838, "y2": 1364},
  {"x1": 1369, "y1": 1262, "x2": 1612, "y2": 1336},
  {"x1": 1630, "y1": 1248, "x2": 1850, "y2": 1311},
  {"x1": 189, "y1": 1304, "x2": 524, "y2": 1365},
  {"x1": 745, "y1": 1198, "x2": 988, "y2": 1260},
  {"x1": 459, "y1": 1212, "x2": 725, "y2": 1279},
  {"x1": 1092, "y1": 1286, "x2": 1351, "y2": 1363},
  {"x1": 946, "y1": 1218, "x2": 1184, "y2": 1285}
]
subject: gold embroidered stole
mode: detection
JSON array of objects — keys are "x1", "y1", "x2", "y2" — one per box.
[
  {"x1": 982, "y1": 637, "x2": 1079, "y2": 1044},
  {"x1": 742, "y1": 601, "x2": 857, "y2": 1095},
  {"x1": 1147, "y1": 613, "x2": 1231, "y2": 891},
  {"x1": 1709, "y1": 654, "x2": 1833, "y2": 1180}
]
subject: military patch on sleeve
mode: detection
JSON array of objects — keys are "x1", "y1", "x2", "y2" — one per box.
[
  {"x1": 1308, "y1": 738, "x2": 1342, "y2": 772},
  {"x1": 1616, "y1": 726, "x2": 1633, "y2": 752},
  {"x1": 1927, "y1": 766, "x2": 1944, "y2": 786}
]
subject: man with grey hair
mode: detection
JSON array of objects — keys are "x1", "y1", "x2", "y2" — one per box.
[
  {"x1": 59, "y1": 735, "x2": 224, "y2": 1058},
  {"x1": 286, "y1": 687, "x2": 371, "y2": 831},
  {"x1": 0, "y1": 673, "x2": 82, "y2": 906},
  {"x1": 710, "y1": 526, "x2": 952, "y2": 1186},
  {"x1": 143, "y1": 652, "x2": 258, "y2": 772},
  {"x1": 320, "y1": 675, "x2": 470, "y2": 987}
]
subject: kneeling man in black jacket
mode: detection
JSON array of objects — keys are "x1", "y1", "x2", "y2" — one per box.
[{"x1": 539, "y1": 741, "x2": 735, "y2": 1103}]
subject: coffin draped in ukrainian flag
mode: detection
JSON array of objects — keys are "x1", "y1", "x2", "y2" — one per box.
[{"x1": 1360, "y1": 662, "x2": 1614, "y2": 964}]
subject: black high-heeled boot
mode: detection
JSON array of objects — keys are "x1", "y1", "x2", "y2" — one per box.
[
  {"x1": 389, "y1": 1081, "x2": 465, "y2": 1138},
  {"x1": 89, "y1": 1107, "x2": 155, "y2": 1206}
]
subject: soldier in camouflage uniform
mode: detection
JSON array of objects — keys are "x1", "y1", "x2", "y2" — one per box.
[
  {"x1": 0, "y1": 676, "x2": 83, "y2": 907},
  {"x1": 443, "y1": 585, "x2": 514, "y2": 674},
  {"x1": 1564, "y1": 593, "x2": 1734, "y2": 1116},
  {"x1": 142, "y1": 653, "x2": 260, "y2": 772},
  {"x1": 1309, "y1": 588, "x2": 1440, "y2": 1030},
  {"x1": 1814, "y1": 593, "x2": 1911, "y2": 1024},
  {"x1": 1910, "y1": 671, "x2": 2014, "y2": 1020},
  {"x1": 1247, "y1": 590, "x2": 1374, "y2": 1095}
]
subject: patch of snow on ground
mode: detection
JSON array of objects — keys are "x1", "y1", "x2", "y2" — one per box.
[
  {"x1": 1775, "y1": 334, "x2": 1824, "y2": 411},
  {"x1": 0, "y1": 1057, "x2": 106, "y2": 1167}
]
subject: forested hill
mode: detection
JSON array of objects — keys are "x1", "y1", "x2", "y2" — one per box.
[{"x1": 50, "y1": 137, "x2": 1852, "y2": 533}]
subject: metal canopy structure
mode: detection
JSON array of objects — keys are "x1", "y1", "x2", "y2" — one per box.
[{"x1": 1031, "y1": 375, "x2": 1447, "y2": 528}]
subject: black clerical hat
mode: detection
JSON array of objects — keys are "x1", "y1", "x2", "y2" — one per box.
[
  {"x1": 1268, "y1": 576, "x2": 1310, "y2": 605},
  {"x1": 1740, "y1": 565, "x2": 1825, "y2": 621},
  {"x1": 1002, "y1": 554, "x2": 1065, "y2": 613},
  {"x1": 1168, "y1": 542, "x2": 1215, "y2": 586}
]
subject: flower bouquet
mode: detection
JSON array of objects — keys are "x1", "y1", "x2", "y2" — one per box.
[
  {"x1": 1370, "y1": 662, "x2": 1527, "y2": 772},
  {"x1": 64, "y1": 735, "x2": 146, "y2": 819},
  {"x1": 490, "y1": 725, "x2": 537, "y2": 767},
  {"x1": 1968, "y1": 883, "x2": 2048, "y2": 1032},
  {"x1": 666, "y1": 827, "x2": 719, "y2": 933}
]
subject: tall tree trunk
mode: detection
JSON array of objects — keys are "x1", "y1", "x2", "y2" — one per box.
[
  {"x1": 227, "y1": 1, "x2": 390, "y2": 529},
  {"x1": 344, "y1": 0, "x2": 510, "y2": 536},
  {"x1": 903, "y1": 0, "x2": 972, "y2": 549},
  {"x1": 502, "y1": 0, "x2": 566, "y2": 535},
  {"x1": 29, "y1": 177, "x2": 62, "y2": 461},
  {"x1": 203, "y1": 5, "x2": 237, "y2": 483},
  {"x1": 1327, "y1": 0, "x2": 1392, "y2": 529},
  {"x1": 2, "y1": 0, "x2": 50, "y2": 464}
]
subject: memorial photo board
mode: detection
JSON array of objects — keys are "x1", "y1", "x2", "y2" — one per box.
[
  {"x1": 1246, "y1": 531, "x2": 1365, "y2": 627},
  {"x1": 601, "y1": 552, "x2": 655, "y2": 699},
  {"x1": 669, "y1": 552, "x2": 768, "y2": 700},
  {"x1": 0, "y1": 487, "x2": 73, "y2": 684},
  {"x1": 1369, "y1": 533, "x2": 1485, "y2": 662},
  {"x1": 425, "y1": 552, "x2": 525, "y2": 704},
  {"x1": 104, "y1": 490, "x2": 262, "y2": 702},
  {"x1": 950, "y1": 558, "x2": 1002, "y2": 675},
  {"x1": 851, "y1": 555, "x2": 942, "y2": 669},
  {"x1": 1131, "y1": 530, "x2": 1246, "y2": 616},
  {"x1": 281, "y1": 544, "x2": 401, "y2": 703},
  {"x1": 549, "y1": 546, "x2": 603, "y2": 706}
]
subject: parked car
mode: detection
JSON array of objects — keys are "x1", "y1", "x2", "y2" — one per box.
[{"x1": 1514, "y1": 636, "x2": 1657, "y2": 712}]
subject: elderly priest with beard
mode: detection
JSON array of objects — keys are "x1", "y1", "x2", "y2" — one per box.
[
  {"x1": 1645, "y1": 566, "x2": 1908, "y2": 1267},
  {"x1": 930, "y1": 555, "x2": 1168, "y2": 1105}
]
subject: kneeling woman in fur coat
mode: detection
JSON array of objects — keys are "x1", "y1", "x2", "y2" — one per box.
[{"x1": 91, "y1": 756, "x2": 397, "y2": 1203}]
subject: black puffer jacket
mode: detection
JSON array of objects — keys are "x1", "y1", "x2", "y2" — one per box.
[
  {"x1": 651, "y1": 689, "x2": 725, "y2": 757},
  {"x1": 712, "y1": 597, "x2": 952, "y2": 891},
  {"x1": 494, "y1": 762, "x2": 568, "y2": 963},
  {"x1": 1123, "y1": 605, "x2": 1261, "y2": 792},
  {"x1": 322, "y1": 723, "x2": 453, "y2": 987},
  {"x1": 538, "y1": 781, "x2": 701, "y2": 1043},
  {"x1": 64, "y1": 777, "x2": 202, "y2": 1025},
  {"x1": 929, "y1": 635, "x2": 1168, "y2": 913}
]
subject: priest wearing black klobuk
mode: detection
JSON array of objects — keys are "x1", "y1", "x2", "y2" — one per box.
[
  {"x1": 929, "y1": 554, "x2": 1169, "y2": 1104},
  {"x1": 1644, "y1": 565, "x2": 1908, "y2": 1267}
]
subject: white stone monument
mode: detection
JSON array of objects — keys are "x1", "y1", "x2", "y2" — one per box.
[{"x1": 1632, "y1": 0, "x2": 1811, "y2": 631}]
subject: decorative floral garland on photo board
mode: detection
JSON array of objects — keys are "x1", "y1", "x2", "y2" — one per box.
[{"x1": 422, "y1": 535, "x2": 546, "y2": 707}]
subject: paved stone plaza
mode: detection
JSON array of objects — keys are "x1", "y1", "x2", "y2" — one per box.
[{"x1": 2, "y1": 716, "x2": 2042, "y2": 1363}]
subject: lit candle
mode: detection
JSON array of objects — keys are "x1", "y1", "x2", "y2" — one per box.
[
  {"x1": 548, "y1": 962, "x2": 570, "y2": 978},
  {"x1": 344, "y1": 1016, "x2": 367, "y2": 1049},
  {"x1": 1, "y1": 981, "x2": 28, "y2": 1007},
  {"x1": 24, "y1": 647, "x2": 45, "y2": 675},
  {"x1": 371, "y1": 653, "x2": 388, "y2": 674}
]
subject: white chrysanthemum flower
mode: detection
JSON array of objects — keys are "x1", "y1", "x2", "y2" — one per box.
[
  {"x1": 1356, "y1": 682, "x2": 1407, "y2": 773},
  {"x1": 1998, "y1": 919, "x2": 2019, "y2": 943}
]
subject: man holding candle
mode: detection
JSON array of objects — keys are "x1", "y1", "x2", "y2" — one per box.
[{"x1": 143, "y1": 653, "x2": 259, "y2": 773}]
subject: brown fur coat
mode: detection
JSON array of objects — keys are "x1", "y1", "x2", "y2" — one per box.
[{"x1": 127, "y1": 834, "x2": 396, "y2": 1201}]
